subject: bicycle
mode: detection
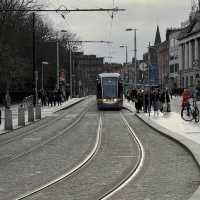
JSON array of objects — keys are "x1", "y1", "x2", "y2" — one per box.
[{"x1": 181, "y1": 98, "x2": 199, "y2": 123}]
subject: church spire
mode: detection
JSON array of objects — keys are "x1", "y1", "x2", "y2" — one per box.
[{"x1": 154, "y1": 25, "x2": 161, "y2": 46}]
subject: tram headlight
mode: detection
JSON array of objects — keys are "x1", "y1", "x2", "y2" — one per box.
[
  {"x1": 103, "y1": 99, "x2": 106, "y2": 102},
  {"x1": 114, "y1": 98, "x2": 117, "y2": 102}
]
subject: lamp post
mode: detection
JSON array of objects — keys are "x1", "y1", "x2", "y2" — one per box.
[
  {"x1": 120, "y1": 45, "x2": 128, "y2": 64},
  {"x1": 120, "y1": 45, "x2": 128, "y2": 92},
  {"x1": 41, "y1": 61, "x2": 48, "y2": 91},
  {"x1": 126, "y1": 28, "x2": 137, "y2": 88}
]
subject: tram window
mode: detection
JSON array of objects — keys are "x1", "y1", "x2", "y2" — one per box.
[{"x1": 102, "y1": 77, "x2": 117, "y2": 97}]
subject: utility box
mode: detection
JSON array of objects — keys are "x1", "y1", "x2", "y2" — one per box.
[
  {"x1": 28, "y1": 105, "x2": 34, "y2": 122},
  {"x1": 35, "y1": 104, "x2": 41, "y2": 120},
  {"x1": 18, "y1": 106, "x2": 25, "y2": 126},
  {"x1": 5, "y1": 109, "x2": 13, "y2": 130}
]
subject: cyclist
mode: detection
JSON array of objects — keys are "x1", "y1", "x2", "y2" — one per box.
[{"x1": 181, "y1": 88, "x2": 190, "y2": 116}]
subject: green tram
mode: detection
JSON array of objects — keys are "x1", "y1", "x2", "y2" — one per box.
[{"x1": 96, "y1": 73, "x2": 123, "y2": 110}]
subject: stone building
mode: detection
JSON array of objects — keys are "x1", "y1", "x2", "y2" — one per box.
[
  {"x1": 143, "y1": 26, "x2": 161, "y2": 86},
  {"x1": 72, "y1": 53, "x2": 122, "y2": 96},
  {"x1": 157, "y1": 40, "x2": 169, "y2": 89},
  {"x1": 166, "y1": 28, "x2": 183, "y2": 90},
  {"x1": 178, "y1": 12, "x2": 200, "y2": 93}
]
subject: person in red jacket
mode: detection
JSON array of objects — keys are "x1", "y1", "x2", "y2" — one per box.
[{"x1": 181, "y1": 89, "x2": 190, "y2": 116}]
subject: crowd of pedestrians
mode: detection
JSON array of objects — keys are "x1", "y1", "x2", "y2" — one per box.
[
  {"x1": 125, "y1": 88, "x2": 171, "y2": 116},
  {"x1": 38, "y1": 89, "x2": 69, "y2": 107}
]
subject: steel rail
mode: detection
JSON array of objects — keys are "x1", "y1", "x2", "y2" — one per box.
[
  {"x1": 0, "y1": 99, "x2": 90, "y2": 146},
  {"x1": 98, "y1": 112, "x2": 145, "y2": 200},
  {"x1": 13, "y1": 112, "x2": 103, "y2": 200},
  {"x1": 0, "y1": 104, "x2": 92, "y2": 165}
]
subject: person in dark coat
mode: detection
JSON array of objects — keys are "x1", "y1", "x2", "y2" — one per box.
[
  {"x1": 159, "y1": 89, "x2": 171, "y2": 112},
  {"x1": 152, "y1": 89, "x2": 160, "y2": 116},
  {"x1": 135, "y1": 90, "x2": 143, "y2": 113}
]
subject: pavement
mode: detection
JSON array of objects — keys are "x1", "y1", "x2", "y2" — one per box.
[
  {"x1": 1, "y1": 96, "x2": 200, "y2": 198},
  {"x1": 0, "y1": 97, "x2": 85, "y2": 135},
  {"x1": 124, "y1": 97, "x2": 200, "y2": 200}
]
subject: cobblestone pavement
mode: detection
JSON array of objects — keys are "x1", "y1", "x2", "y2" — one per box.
[
  {"x1": 0, "y1": 99, "x2": 97, "y2": 200},
  {"x1": 22, "y1": 109, "x2": 140, "y2": 200},
  {"x1": 108, "y1": 110, "x2": 200, "y2": 200},
  {"x1": 0, "y1": 99, "x2": 199, "y2": 200}
]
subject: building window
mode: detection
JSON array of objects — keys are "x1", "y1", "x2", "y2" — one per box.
[
  {"x1": 170, "y1": 54, "x2": 174, "y2": 60},
  {"x1": 198, "y1": 38, "x2": 200, "y2": 61},
  {"x1": 192, "y1": 40, "x2": 195, "y2": 62},
  {"x1": 186, "y1": 76, "x2": 189, "y2": 88},
  {"x1": 190, "y1": 76, "x2": 194, "y2": 87},
  {"x1": 182, "y1": 44, "x2": 185, "y2": 70},
  {"x1": 182, "y1": 77, "x2": 184, "y2": 88},
  {"x1": 170, "y1": 64, "x2": 174, "y2": 73},
  {"x1": 175, "y1": 64, "x2": 179, "y2": 72}
]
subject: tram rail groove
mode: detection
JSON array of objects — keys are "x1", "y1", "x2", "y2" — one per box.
[
  {"x1": 13, "y1": 112, "x2": 103, "y2": 200},
  {"x1": 0, "y1": 99, "x2": 91, "y2": 146},
  {"x1": 0, "y1": 106, "x2": 92, "y2": 165},
  {"x1": 98, "y1": 112, "x2": 145, "y2": 200}
]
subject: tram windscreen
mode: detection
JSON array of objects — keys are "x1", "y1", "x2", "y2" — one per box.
[{"x1": 102, "y1": 77, "x2": 118, "y2": 98}]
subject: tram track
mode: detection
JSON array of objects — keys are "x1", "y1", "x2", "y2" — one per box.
[
  {"x1": 12, "y1": 110, "x2": 145, "y2": 200},
  {"x1": 97, "y1": 111, "x2": 145, "y2": 200},
  {"x1": 0, "y1": 99, "x2": 92, "y2": 164},
  {"x1": 0, "y1": 98, "x2": 91, "y2": 146},
  {"x1": 0, "y1": 107, "x2": 89, "y2": 165},
  {"x1": 13, "y1": 112, "x2": 103, "y2": 200}
]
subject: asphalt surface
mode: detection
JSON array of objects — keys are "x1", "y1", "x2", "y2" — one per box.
[{"x1": 0, "y1": 98, "x2": 199, "y2": 200}]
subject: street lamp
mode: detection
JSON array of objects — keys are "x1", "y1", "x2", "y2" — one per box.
[
  {"x1": 120, "y1": 45, "x2": 128, "y2": 64},
  {"x1": 41, "y1": 61, "x2": 48, "y2": 91},
  {"x1": 126, "y1": 28, "x2": 137, "y2": 88},
  {"x1": 120, "y1": 45, "x2": 128, "y2": 92}
]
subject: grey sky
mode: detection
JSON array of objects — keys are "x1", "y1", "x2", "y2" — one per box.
[{"x1": 41, "y1": 0, "x2": 192, "y2": 63}]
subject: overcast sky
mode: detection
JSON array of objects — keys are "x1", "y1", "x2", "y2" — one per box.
[{"x1": 41, "y1": 0, "x2": 192, "y2": 63}]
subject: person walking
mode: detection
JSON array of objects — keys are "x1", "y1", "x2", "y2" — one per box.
[
  {"x1": 159, "y1": 88, "x2": 171, "y2": 113},
  {"x1": 152, "y1": 89, "x2": 160, "y2": 116},
  {"x1": 181, "y1": 88, "x2": 190, "y2": 116}
]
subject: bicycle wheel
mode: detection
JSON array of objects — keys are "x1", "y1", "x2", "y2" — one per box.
[
  {"x1": 181, "y1": 106, "x2": 193, "y2": 121},
  {"x1": 194, "y1": 107, "x2": 200, "y2": 123}
]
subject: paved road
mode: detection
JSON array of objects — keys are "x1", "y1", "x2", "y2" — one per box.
[
  {"x1": 0, "y1": 97, "x2": 199, "y2": 200},
  {"x1": 109, "y1": 110, "x2": 200, "y2": 200}
]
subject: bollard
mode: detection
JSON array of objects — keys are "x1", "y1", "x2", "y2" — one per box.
[
  {"x1": 35, "y1": 104, "x2": 41, "y2": 120},
  {"x1": 28, "y1": 105, "x2": 34, "y2": 122},
  {"x1": 18, "y1": 105, "x2": 25, "y2": 126},
  {"x1": 5, "y1": 108, "x2": 13, "y2": 130}
]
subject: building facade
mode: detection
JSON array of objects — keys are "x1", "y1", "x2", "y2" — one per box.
[
  {"x1": 72, "y1": 53, "x2": 122, "y2": 96},
  {"x1": 142, "y1": 26, "x2": 161, "y2": 86},
  {"x1": 178, "y1": 12, "x2": 200, "y2": 95},
  {"x1": 168, "y1": 29, "x2": 182, "y2": 90},
  {"x1": 158, "y1": 40, "x2": 169, "y2": 89}
]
